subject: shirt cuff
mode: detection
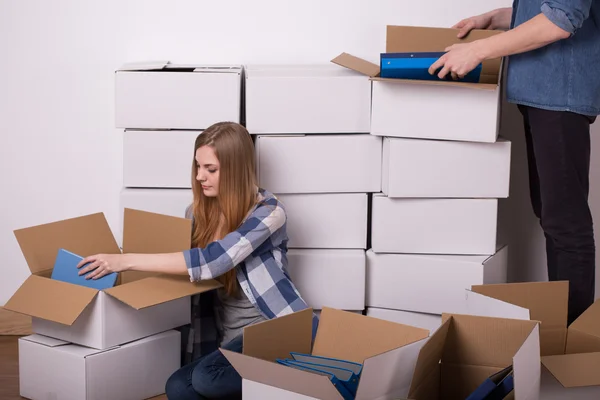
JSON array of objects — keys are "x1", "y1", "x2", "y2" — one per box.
[{"x1": 541, "y1": 3, "x2": 575, "y2": 35}]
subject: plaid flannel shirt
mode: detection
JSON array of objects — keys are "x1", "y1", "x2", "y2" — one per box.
[{"x1": 179, "y1": 188, "x2": 319, "y2": 364}]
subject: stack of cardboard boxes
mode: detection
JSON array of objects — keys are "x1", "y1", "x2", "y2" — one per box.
[
  {"x1": 245, "y1": 64, "x2": 380, "y2": 315},
  {"x1": 328, "y1": 26, "x2": 512, "y2": 332},
  {"x1": 3, "y1": 208, "x2": 222, "y2": 399}
]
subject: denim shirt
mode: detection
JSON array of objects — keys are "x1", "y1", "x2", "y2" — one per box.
[{"x1": 506, "y1": 0, "x2": 600, "y2": 116}]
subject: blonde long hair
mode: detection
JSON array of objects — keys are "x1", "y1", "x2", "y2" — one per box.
[{"x1": 190, "y1": 122, "x2": 258, "y2": 297}]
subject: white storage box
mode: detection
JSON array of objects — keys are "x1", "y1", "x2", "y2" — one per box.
[
  {"x1": 256, "y1": 135, "x2": 382, "y2": 194},
  {"x1": 382, "y1": 137, "x2": 511, "y2": 198},
  {"x1": 277, "y1": 193, "x2": 367, "y2": 249},
  {"x1": 115, "y1": 62, "x2": 242, "y2": 129},
  {"x1": 123, "y1": 130, "x2": 199, "y2": 188},
  {"x1": 287, "y1": 249, "x2": 365, "y2": 311},
  {"x1": 371, "y1": 195, "x2": 498, "y2": 255},
  {"x1": 366, "y1": 246, "x2": 508, "y2": 315},
  {"x1": 120, "y1": 188, "x2": 193, "y2": 219},
  {"x1": 19, "y1": 330, "x2": 180, "y2": 400},
  {"x1": 366, "y1": 307, "x2": 442, "y2": 334},
  {"x1": 245, "y1": 65, "x2": 371, "y2": 134}
]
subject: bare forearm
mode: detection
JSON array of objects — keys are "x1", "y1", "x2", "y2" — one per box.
[
  {"x1": 489, "y1": 7, "x2": 513, "y2": 30},
  {"x1": 124, "y1": 253, "x2": 189, "y2": 275},
  {"x1": 477, "y1": 13, "x2": 570, "y2": 60}
]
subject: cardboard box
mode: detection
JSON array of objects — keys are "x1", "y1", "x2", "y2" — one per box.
[
  {"x1": 4, "y1": 209, "x2": 221, "y2": 349},
  {"x1": 19, "y1": 330, "x2": 180, "y2": 400},
  {"x1": 332, "y1": 26, "x2": 503, "y2": 143},
  {"x1": 287, "y1": 249, "x2": 365, "y2": 311},
  {"x1": 277, "y1": 193, "x2": 368, "y2": 249},
  {"x1": 405, "y1": 314, "x2": 540, "y2": 400},
  {"x1": 256, "y1": 135, "x2": 382, "y2": 194},
  {"x1": 367, "y1": 247, "x2": 507, "y2": 315},
  {"x1": 382, "y1": 137, "x2": 511, "y2": 198},
  {"x1": 115, "y1": 62, "x2": 242, "y2": 129},
  {"x1": 123, "y1": 130, "x2": 198, "y2": 188},
  {"x1": 366, "y1": 307, "x2": 441, "y2": 334},
  {"x1": 371, "y1": 195, "x2": 498, "y2": 255},
  {"x1": 222, "y1": 307, "x2": 431, "y2": 400},
  {"x1": 540, "y1": 365, "x2": 600, "y2": 400},
  {"x1": 465, "y1": 285, "x2": 600, "y2": 393},
  {"x1": 245, "y1": 65, "x2": 371, "y2": 134}
]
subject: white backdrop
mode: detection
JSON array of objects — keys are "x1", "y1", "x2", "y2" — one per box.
[{"x1": 1, "y1": 0, "x2": 598, "y2": 305}]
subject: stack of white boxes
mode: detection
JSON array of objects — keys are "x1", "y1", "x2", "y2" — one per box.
[
  {"x1": 115, "y1": 62, "x2": 243, "y2": 239},
  {"x1": 245, "y1": 65, "x2": 380, "y2": 315},
  {"x1": 363, "y1": 63, "x2": 512, "y2": 333}
]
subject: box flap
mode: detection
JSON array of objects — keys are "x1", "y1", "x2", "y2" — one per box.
[
  {"x1": 14, "y1": 213, "x2": 121, "y2": 274},
  {"x1": 356, "y1": 336, "x2": 428, "y2": 400},
  {"x1": 221, "y1": 349, "x2": 343, "y2": 400},
  {"x1": 513, "y1": 323, "x2": 541, "y2": 399},
  {"x1": 440, "y1": 313, "x2": 539, "y2": 368},
  {"x1": 118, "y1": 61, "x2": 170, "y2": 71},
  {"x1": 21, "y1": 334, "x2": 70, "y2": 348},
  {"x1": 243, "y1": 308, "x2": 313, "y2": 362},
  {"x1": 409, "y1": 319, "x2": 451, "y2": 397},
  {"x1": 542, "y1": 352, "x2": 600, "y2": 388},
  {"x1": 4, "y1": 275, "x2": 97, "y2": 325},
  {"x1": 104, "y1": 275, "x2": 222, "y2": 310},
  {"x1": 331, "y1": 53, "x2": 380, "y2": 77},
  {"x1": 385, "y1": 25, "x2": 502, "y2": 85},
  {"x1": 312, "y1": 307, "x2": 429, "y2": 364},
  {"x1": 122, "y1": 208, "x2": 192, "y2": 254},
  {"x1": 465, "y1": 290, "x2": 531, "y2": 321},
  {"x1": 471, "y1": 281, "x2": 568, "y2": 329},
  {"x1": 569, "y1": 299, "x2": 600, "y2": 340}
]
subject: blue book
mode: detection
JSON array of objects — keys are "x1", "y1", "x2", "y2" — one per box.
[
  {"x1": 51, "y1": 248, "x2": 118, "y2": 290},
  {"x1": 380, "y1": 51, "x2": 483, "y2": 83}
]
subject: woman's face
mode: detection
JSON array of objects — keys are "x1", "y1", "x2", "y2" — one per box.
[{"x1": 195, "y1": 145, "x2": 220, "y2": 197}]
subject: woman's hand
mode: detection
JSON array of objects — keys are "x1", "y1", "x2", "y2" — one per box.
[
  {"x1": 428, "y1": 41, "x2": 487, "y2": 80},
  {"x1": 77, "y1": 254, "x2": 130, "y2": 280}
]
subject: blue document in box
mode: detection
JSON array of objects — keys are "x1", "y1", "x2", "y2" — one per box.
[
  {"x1": 276, "y1": 359, "x2": 355, "y2": 400},
  {"x1": 466, "y1": 365, "x2": 514, "y2": 400},
  {"x1": 51, "y1": 248, "x2": 118, "y2": 290},
  {"x1": 380, "y1": 51, "x2": 483, "y2": 83}
]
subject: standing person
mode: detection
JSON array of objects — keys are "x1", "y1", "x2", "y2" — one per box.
[
  {"x1": 429, "y1": 2, "x2": 599, "y2": 324},
  {"x1": 77, "y1": 121, "x2": 318, "y2": 399}
]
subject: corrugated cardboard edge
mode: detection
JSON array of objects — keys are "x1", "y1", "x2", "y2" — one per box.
[
  {"x1": 331, "y1": 53, "x2": 380, "y2": 77},
  {"x1": 221, "y1": 349, "x2": 343, "y2": 400},
  {"x1": 542, "y1": 352, "x2": 600, "y2": 388},
  {"x1": 0, "y1": 307, "x2": 32, "y2": 335}
]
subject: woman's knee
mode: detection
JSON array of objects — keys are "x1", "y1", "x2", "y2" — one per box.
[{"x1": 165, "y1": 368, "x2": 196, "y2": 400}]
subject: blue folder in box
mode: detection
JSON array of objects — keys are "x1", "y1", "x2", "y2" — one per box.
[
  {"x1": 380, "y1": 51, "x2": 483, "y2": 83},
  {"x1": 51, "y1": 248, "x2": 118, "y2": 290},
  {"x1": 466, "y1": 365, "x2": 514, "y2": 400},
  {"x1": 276, "y1": 359, "x2": 355, "y2": 400}
]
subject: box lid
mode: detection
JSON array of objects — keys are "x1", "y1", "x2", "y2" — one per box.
[
  {"x1": 566, "y1": 299, "x2": 600, "y2": 354},
  {"x1": 13, "y1": 212, "x2": 121, "y2": 275},
  {"x1": 118, "y1": 61, "x2": 242, "y2": 73},
  {"x1": 542, "y1": 352, "x2": 600, "y2": 388},
  {"x1": 332, "y1": 25, "x2": 503, "y2": 90},
  {"x1": 21, "y1": 333, "x2": 70, "y2": 348}
]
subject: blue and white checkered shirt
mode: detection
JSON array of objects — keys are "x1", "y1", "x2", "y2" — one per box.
[{"x1": 179, "y1": 188, "x2": 318, "y2": 363}]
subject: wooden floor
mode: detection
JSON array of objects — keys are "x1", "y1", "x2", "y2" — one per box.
[{"x1": 0, "y1": 336, "x2": 167, "y2": 400}]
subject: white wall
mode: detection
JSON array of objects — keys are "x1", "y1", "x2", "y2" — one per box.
[{"x1": 2, "y1": 0, "x2": 598, "y2": 305}]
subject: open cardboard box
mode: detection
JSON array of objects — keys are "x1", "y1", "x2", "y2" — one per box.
[
  {"x1": 4, "y1": 208, "x2": 222, "y2": 349},
  {"x1": 467, "y1": 282, "x2": 600, "y2": 391},
  {"x1": 221, "y1": 305, "x2": 540, "y2": 400},
  {"x1": 332, "y1": 25, "x2": 504, "y2": 143}
]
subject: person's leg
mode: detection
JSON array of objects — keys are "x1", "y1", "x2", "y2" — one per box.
[
  {"x1": 190, "y1": 335, "x2": 244, "y2": 399},
  {"x1": 519, "y1": 105, "x2": 559, "y2": 281},
  {"x1": 165, "y1": 359, "x2": 204, "y2": 400},
  {"x1": 522, "y1": 105, "x2": 596, "y2": 324}
]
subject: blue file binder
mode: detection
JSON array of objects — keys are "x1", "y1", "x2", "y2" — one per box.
[
  {"x1": 276, "y1": 359, "x2": 355, "y2": 400},
  {"x1": 380, "y1": 51, "x2": 483, "y2": 83},
  {"x1": 51, "y1": 248, "x2": 118, "y2": 290},
  {"x1": 466, "y1": 365, "x2": 514, "y2": 400}
]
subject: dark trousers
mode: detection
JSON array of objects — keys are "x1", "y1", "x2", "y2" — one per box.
[{"x1": 519, "y1": 105, "x2": 596, "y2": 324}]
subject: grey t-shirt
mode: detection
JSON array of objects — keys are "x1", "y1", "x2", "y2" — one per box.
[{"x1": 216, "y1": 287, "x2": 266, "y2": 346}]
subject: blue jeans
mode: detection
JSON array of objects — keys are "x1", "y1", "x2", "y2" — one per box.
[{"x1": 165, "y1": 335, "x2": 243, "y2": 400}]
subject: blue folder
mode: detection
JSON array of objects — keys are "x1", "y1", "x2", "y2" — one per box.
[
  {"x1": 51, "y1": 248, "x2": 118, "y2": 290},
  {"x1": 290, "y1": 353, "x2": 362, "y2": 395},
  {"x1": 380, "y1": 51, "x2": 483, "y2": 83},
  {"x1": 466, "y1": 365, "x2": 514, "y2": 400},
  {"x1": 276, "y1": 359, "x2": 355, "y2": 400}
]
